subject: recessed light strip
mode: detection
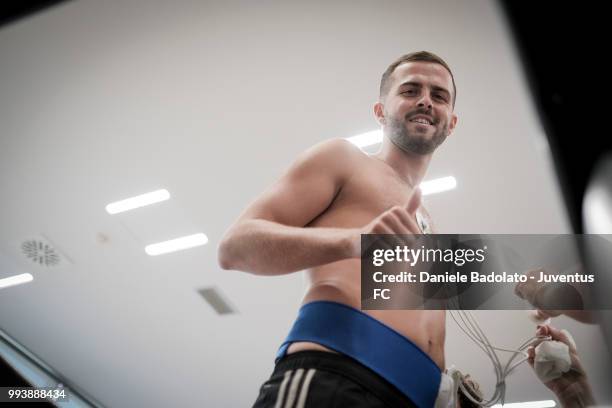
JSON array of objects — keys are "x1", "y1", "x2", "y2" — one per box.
[
  {"x1": 420, "y1": 176, "x2": 457, "y2": 196},
  {"x1": 346, "y1": 130, "x2": 383, "y2": 148},
  {"x1": 491, "y1": 400, "x2": 556, "y2": 408},
  {"x1": 0, "y1": 273, "x2": 33, "y2": 290},
  {"x1": 105, "y1": 189, "x2": 170, "y2": 214},
  {"x1": 145, "y1": 233, "x2": 208, "y2": 256}
]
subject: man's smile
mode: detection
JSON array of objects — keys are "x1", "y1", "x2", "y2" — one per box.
[{"x1": 408, "y1": 115, "x2": 435, "y2": 126}]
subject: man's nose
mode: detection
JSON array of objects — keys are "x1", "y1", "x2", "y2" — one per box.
[{"x1": 417, "y1": 93, "x2": 433, "y2": 110}]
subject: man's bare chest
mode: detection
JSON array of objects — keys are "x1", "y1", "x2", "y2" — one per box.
[{"x1": 315, "y1": 170, "x2": 435, "y2": 233}]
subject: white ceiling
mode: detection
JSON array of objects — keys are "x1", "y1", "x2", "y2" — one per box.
[{"x1": 1, "y1": 0, "x2": 610, "y2": 406}]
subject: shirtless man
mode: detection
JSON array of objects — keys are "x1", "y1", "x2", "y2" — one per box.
[{"x1": 218, "y1": 51, "x2": 459, "y2": 408}]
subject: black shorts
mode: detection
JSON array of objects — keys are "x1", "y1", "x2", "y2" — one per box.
[{"x1": 252, "y1": 350, "x2": 417, "y2": 408}]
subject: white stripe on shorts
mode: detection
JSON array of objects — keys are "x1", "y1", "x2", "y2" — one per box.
[
  {"x1": 274, "y1": 370, "x2": 293, "y2": 408},
  {"x1": 283, "y1": 368, "x2": 304, "y2": 408},
  {"x1": 295, "y1": 369, "x2": 316, "y2": 408}
]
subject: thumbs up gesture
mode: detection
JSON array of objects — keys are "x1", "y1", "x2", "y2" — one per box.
[{"x1": 349, "y1": 188, "x2": 423, "y2": 258}]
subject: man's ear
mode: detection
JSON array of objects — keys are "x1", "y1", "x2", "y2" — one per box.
[
  {"x1": 447, "y1": 113, "x2": 458, "y2": 136},
  {"x1": 374, "y1": 102, "x2": 386, "y2": 126}
]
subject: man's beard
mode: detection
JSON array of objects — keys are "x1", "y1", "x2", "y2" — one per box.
[{"x1": 387, "y1": 113, "x2": 449, "y2": 155}]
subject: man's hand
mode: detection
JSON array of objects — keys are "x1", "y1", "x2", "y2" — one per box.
[
  {"x1": 515, "y1": 268, "x2": 563, "y2": 318},
  {"x1": 515, "y1": 268, "x2": 597, "y2": 324},
  {"x1": 527, "y1": 325, "x2": 595, "y2": 407},
  {"x1": 348, "y1": 188, "x2": 422, "y2": 258},
  {"x1": 530, "y1": 309, "x2": 561, "y2": 322}
]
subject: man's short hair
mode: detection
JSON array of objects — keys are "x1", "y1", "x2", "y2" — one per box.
[{"x1": 379, "y1": 51, "x2": 456, "y2": 107}]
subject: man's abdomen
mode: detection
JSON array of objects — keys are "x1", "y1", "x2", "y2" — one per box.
[{"x1": 286, "y1": 262, "x2": 446, "y2": 370}]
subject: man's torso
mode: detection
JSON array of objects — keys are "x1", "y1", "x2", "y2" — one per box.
[{"x1": 286, "y1": 149, "x2": 446, "y2": 369}]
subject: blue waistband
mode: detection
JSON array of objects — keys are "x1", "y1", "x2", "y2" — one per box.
[{"x1": 275, "y1": 301, "x2": 441, "y2": 408}]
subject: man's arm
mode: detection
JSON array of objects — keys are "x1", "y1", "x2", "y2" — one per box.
[{"x1": 217, "y1": 138, "x2": 362, "y2": 276}]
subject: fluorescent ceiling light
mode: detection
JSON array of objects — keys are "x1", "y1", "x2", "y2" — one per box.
[
  {"x1": 491, "y1": 400, "x2": 556, "y2": 408},
  {"x1": 0, "y1": 273, "x2": 33, "y2": 290},
  {"x1": 346, "y1": 129, "x2": 383, "y2": 148},
  {"x1": 106, "y1": 189, "x2": 170, "y2": 214},
  {"x1": 420, "y1": 176, "x2": 456, "y2": 196},
  {"x1": 145, "y1": 233, "x2": 208, "y2": 256}
]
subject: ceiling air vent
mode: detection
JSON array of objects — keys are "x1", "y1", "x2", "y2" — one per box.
[
  {"x1": 197, "y1": 287, "x2": 236, "y2": 315},
  {"x1": 20, "y1": 235, "x2": 70, "y2": 267}
]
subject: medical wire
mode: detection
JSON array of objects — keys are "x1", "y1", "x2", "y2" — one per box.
[{"x1": 447, "y1": 297, "x2": 549, "y2": 406}]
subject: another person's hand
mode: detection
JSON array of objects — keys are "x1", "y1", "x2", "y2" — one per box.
[
  {"x1": 515, "y1": 268, "x2": 563, "y2": 319},
  {"x1": 515, "y1": 269, "x2": 596, "y2": 324},
  {"x1": 527, "y1": 325, "x2": 595, "y2": 407},
  {"x1": 514, "y1": 268, "x2": 542, "y2": 304}
]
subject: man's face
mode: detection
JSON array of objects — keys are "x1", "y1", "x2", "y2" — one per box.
[{"x1": 375, "y1": 61, "x2": 458, "y2": 155}]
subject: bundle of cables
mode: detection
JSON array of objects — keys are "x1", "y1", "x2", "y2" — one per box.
[{"x1": 447, "y1": 297, "x2": 552, "y2": 406}]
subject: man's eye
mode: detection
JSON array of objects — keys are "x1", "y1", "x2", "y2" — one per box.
[
  {"x1": 434, "y1": 94, "x2": 447, "y2": 101},
  {"x1": 402, "y1": 90, "x2": 416, "y2": 95}
]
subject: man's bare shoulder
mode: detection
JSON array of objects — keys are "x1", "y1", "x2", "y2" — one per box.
[
  {"x1": 306, "y1": 137, "x2": 365, "y2": 161},
  {"x1": 296, "y1": 137, "x2": 367, "y2": 178}
]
